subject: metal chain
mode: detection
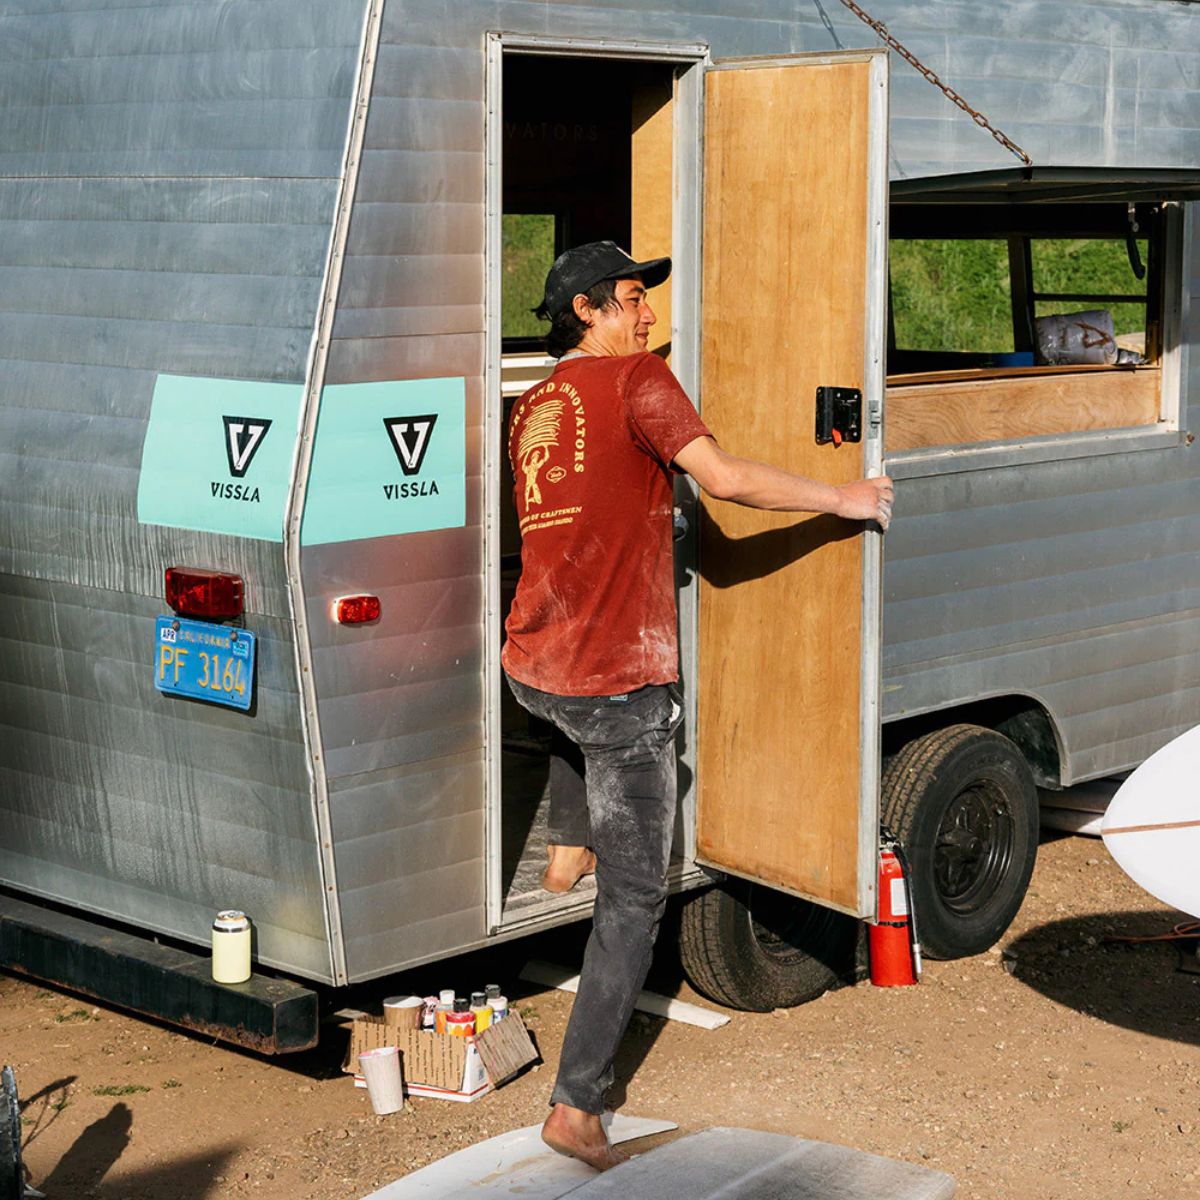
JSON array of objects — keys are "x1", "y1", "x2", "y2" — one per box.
[{"x1": 837, "y1": 0, "x2": 1033, "y2": 167}]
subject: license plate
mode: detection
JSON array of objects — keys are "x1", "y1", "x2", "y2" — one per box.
[{"x1": 154, "y1": 616, "x2": 255, "y2": 712}]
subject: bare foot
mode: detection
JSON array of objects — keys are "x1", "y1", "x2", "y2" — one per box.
[
  {"x1": 541, "y1": 1103, "x2": 628, "y2": 1171},
  {"x1": 542, "y1": 844, "x2": 597, "y2": 894}
]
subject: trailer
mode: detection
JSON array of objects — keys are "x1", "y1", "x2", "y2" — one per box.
[{"x1": 1, "y1": 0, "x2": 1199, "y2": 1037}]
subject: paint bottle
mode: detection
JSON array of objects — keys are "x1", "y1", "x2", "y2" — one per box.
[
  {"x1": 446, "y1": 998, "x2": 475, "y2": 1037},
  {"x1": 488, "y1": 995, "x2": 508, "y2": 1023},
  {"x1": 470, "y1": 991, "x2": 491, "y2": 1033},
  {"x1": 420, "y1": 996, "x2": 439, "y2": 1033},
  {"x1": 485, "y1": 983, "x2": 501, "y2": 1000},
  {"x1": 435, "y1": 988, "x2": 455, "y2": 1034},
  {"x1": 211, "y1": 910, "x2": 251, "y2": 984}
]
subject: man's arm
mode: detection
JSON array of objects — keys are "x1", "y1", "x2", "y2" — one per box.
[{"x1": 673, "y1": 435, "x2": 894, "y2": 528}]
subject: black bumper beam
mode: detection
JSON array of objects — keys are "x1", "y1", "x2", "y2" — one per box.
[{"x1": 0, "y1": 894, "x2": 318, "y2": 1054}]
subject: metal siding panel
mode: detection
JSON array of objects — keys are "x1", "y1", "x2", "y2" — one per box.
[
  {"x1": 0, "y1": 266, "x2": 318, "y2": 330},
  {"x1": 0, "y1": 45, "x2": 356, "y2": 106},
  {"x1": 324, "y1": 332, "x2": 485, "y2": 383},
  {"x1": 345, "y1": 201, "x2": 482, "y2": 258},
  {"x1": 329, "y1": 752, "x2": 486, "y2": 977},
  {"x1": 0, "y1": 217, "x2": 329, "y2": 276},
  {"x1": 355, "y1": 149, "x2": 485, "y2": 205},
  {"x1": 0, "y1": 3, "x2": 357, "y2": 62},
  {"x1": 0, "y1": 0, "x2": 370, "y2": 979},
  {"x1": 0, "y1": 177, "x2": 337, "y2": 225},
  {"x1": 337, "y1": 252, "x2": 484, "y2": 311}
]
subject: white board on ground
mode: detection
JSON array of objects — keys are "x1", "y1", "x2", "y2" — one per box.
[
  {"x1": 567, "y1": 1127, "x2": 956, "y2": 1200},
  {"x1": 1102, "y1": 725, "x2": 1200, "y2": 918},
  {"x1": 360, "y1": 1114, "x2": 677, "y2": 1199},
  {"x1": 520, "y1": 961, "x2": 731, "y2": 1029}
]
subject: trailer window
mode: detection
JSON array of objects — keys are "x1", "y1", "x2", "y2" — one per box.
[
  {"x1": 890, "y1": 239, "x2": 1014, "y2": 361},
  {"x1": 885, "y1": 202, "x2": 1172, "y2": 457}
]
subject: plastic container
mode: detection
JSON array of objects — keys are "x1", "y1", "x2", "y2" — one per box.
[
  {"x1": 1035, "y1": 309, "x2": 1117, "y2": 365},
  {"x1": 358, "y1": 1047, "x2": 403, "y2": 1115}
]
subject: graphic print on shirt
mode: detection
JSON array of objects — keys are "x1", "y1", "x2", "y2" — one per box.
[
  {"x1": 517, "y1": 397, "x2": 563, "y2": 507},
  {"x1": 510, "y1": 379, "x2": 587, "y2": 534}
]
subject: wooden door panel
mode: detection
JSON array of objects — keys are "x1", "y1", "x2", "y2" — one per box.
[{"x1": 697, "y1": 53, "x2": 886, "y2": 916}]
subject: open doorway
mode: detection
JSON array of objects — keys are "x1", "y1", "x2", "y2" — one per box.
[{"x1": 489, "y1": 45, "x2": 687, "y2": 927}]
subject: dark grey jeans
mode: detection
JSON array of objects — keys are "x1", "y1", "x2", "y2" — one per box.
[{"x1": 505, "y1": 673, "x2": 683, "y2": 1115}]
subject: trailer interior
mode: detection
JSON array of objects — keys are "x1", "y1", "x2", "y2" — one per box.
[{"x1": 497, "y1": 52, "x2": 681, "y2": 924}]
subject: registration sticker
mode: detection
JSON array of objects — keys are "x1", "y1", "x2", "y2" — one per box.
[{"x1": 154, "y1": 616, "x2": 255, "y2": 712}]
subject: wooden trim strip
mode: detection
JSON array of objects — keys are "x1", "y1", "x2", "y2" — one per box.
[{"x1": 1103, "y1": 818, "x2": 1200, "y2": 836}]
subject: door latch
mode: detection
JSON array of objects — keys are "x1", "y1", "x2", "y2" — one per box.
[{"x1": 815, "y1": 386, "x2": 862, "y2": 447}]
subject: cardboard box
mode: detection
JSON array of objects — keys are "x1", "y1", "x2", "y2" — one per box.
[{"x1": 343, "y1": 1012, "x2": 538, "y2": 1103}]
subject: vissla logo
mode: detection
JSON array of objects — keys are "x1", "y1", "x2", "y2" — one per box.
[
  {"x1": 223, "y1": 416, "x2": 272, "y2": 478},
  {"x1": 383, "y1": 415, "x2": 437, "y2": 476}
]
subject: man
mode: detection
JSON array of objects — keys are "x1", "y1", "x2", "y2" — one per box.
[{"x1": 503, "y1": 242, "x2": 893, "y2": 1170}]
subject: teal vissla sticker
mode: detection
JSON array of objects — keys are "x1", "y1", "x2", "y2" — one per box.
[
  {"x1": 137, "y1": 375, "x2": 303, "y2": 541},
  {"x1": 301, "y1": 378, "x2": 466, "y2": 545}
]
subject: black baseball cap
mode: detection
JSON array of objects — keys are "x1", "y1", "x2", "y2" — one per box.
[{"x1": 539, "y1": 241, "x2": 671, "y2": 319}]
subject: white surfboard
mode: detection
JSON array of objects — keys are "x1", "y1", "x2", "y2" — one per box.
[{"x1": 1101, "y1": 725, "x2": 1200, "y2": 918}]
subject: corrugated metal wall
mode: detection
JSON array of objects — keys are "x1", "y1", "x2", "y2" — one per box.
[
  {"x1": 0, "y1": 0, "x2": 367, "y2": 980},
  {"x1": 316, "y1": 0, "x2": 1200, "y2": 979}
]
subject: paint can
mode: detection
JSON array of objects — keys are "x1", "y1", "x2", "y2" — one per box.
[
  {"x1": 382, "y1": 995, "x2": 424, "y2": 1031},
  {"x1": 211, "y1": 910, "x2": 251, "y2": 984}
]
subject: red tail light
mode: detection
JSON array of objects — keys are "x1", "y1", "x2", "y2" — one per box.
[
  {"x1": 334, "y1": 595, "x2": 381, "y2": 625},
  {"x1": 165, "y1": 568, "x2": 244, "y2": 621}
]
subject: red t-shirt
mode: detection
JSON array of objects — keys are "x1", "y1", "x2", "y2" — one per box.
[{"x1": 501, "y1": 352, "x2": 711, "y2": 697}]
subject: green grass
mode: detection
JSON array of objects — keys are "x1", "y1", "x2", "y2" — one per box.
[
  {"x1": 53, "y1": 1008, "x2": 93, "y2": 1024},
  {"x1": 161, "y1": 1079, "x2": 182, "y2": 1089},
  {"x1": 92, "y1": 1084, "x2": 150, "y2": 1097},
  {"x1": 502, "y1": 213, "x2": 556, "y2": 339},
  {"x1": 891, "y1": 239, "x2": 1014, "y2": 353},
  {"x1": 891, "y1": 236, "x2": 1149, "y2": 353}
]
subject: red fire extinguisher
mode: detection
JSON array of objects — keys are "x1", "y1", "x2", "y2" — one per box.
[{"x1": 869, "y1": 832, "x2": 922, "y2": 987}]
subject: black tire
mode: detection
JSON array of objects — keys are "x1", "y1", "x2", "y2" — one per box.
[
  {"x1": 882, "y1": 723, "x2": 1038, "y2": 961},
  {"x1": 1, "y1": 1066, "x2": 21, "y2": 1200},
  {"x1": 679, "y1": 880, "x2": 858, "y2": 1011}
]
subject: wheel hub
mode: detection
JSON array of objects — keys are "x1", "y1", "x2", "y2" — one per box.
[{"x1": 933, "y1": 782, "x2": 1015, "y2": 915}]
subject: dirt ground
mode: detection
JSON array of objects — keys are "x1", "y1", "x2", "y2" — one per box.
[{"x1": 5, "y1": 830, "x2": 1200, "y2": 1200}]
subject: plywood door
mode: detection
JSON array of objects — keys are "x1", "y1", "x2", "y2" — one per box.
[{"x1": 697, "y1": 53, "x2": 887, "y2": 917}]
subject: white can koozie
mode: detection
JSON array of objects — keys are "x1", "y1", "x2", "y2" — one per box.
[{"x1": 211, "y1": 910, "x2": 251, "y2": 984}]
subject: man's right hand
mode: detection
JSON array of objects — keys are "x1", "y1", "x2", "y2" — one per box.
[
  {"x1": 674, "y1": 436, "x2": 895, "y2": 527},
  {"x1": 836, "y1": 476, "x2": 894, "y2": 529}
]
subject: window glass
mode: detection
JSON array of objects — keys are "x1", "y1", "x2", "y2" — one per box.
[
  {"x1": 1032, "y1": 237, "x2": 1148, "y2": 341},
  {"x1": 890, "y1": 239, "x2": 1013, "y2": 353},
  {"x1": 502, "y1": 213, "x2": 557, "y2": 339}
]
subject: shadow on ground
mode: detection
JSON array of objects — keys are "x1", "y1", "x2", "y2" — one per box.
[
  {"x1": 33, "y1": 1102, "x2": 238, "y2": 1199},
  {"x1": 1005, "y1": 908, "x2": 1200, "y2": 1046}
]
